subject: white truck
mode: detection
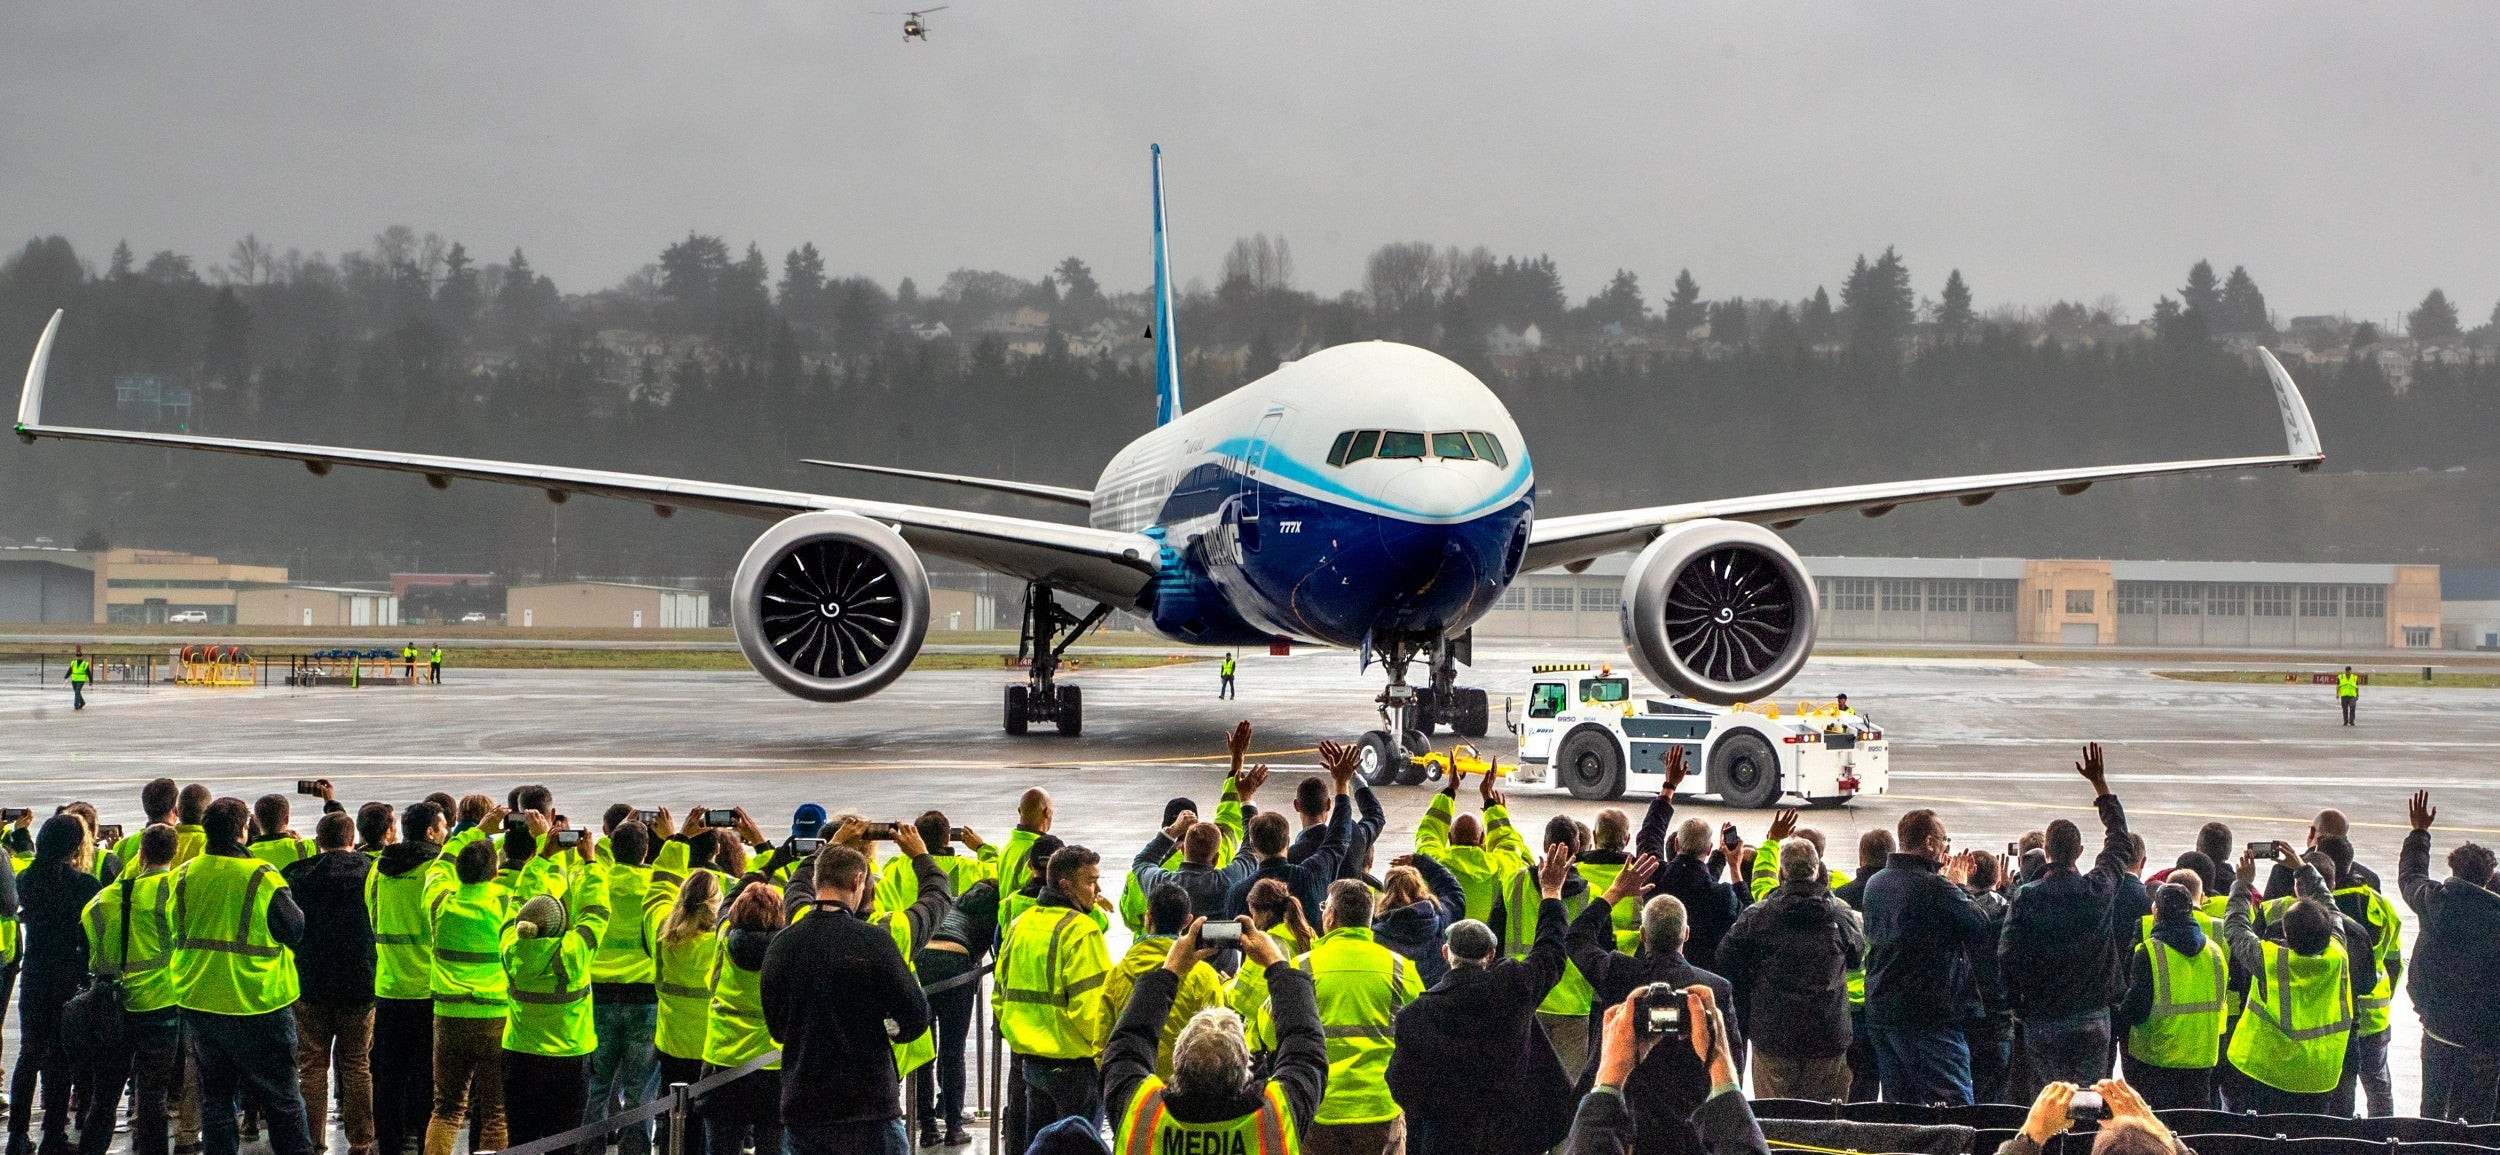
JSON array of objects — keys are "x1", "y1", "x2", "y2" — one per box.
[{"x1": 1507, "y1": 663, "x2": 1887, "y2": 808}]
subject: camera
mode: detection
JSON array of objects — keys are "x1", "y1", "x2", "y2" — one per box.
[
  {"x1": 633, "y1": 809, "x2": 660, "y2": 826},
  {"x1": 1634, "y1": 983, "x2": 1686, "y2": 1039},
  {"x1": 787, "y1": 836, "x2": 824, "y2": 855},
  {"x1": 98, "y1": 823, "x2": 124, "y2": 844},
  {"x1": 2068, "y1": 1091, "x2": 2107, "y2": 1121},
  {"x1": 863, "y1": 822, "x2": 900, "y2": 841},
  {"x1": 951, "y1": 827, "x2": 976, "y2": 843},
  {"x1": 551, "y1": 829, "x2": 584, "y2": 849},
  {"x1": 701, "y1": 809, "x2": 739, "y2": 828},
  {"x1": 1198, "y1": 920, "x2": 1243, "y2": 947},
  {"x1": 1, "y1": 808, "x2": 31, "y2": 823}
]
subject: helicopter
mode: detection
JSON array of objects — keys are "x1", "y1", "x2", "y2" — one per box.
[{"x1": 874, "y1": 6, "x2": 948, "y2": 41}]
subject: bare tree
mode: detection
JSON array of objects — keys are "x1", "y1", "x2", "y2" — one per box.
[
  {"x1": 224, "y1": 234, "x2": 275, "y2": 286},
  {"x1": 1221, "y1": 233, "x2": 1296, "y2": 294}
]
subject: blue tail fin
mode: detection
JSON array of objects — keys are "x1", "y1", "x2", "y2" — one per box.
[{"x1": 1150, "y1": 144, "x2": 1182, "y2": 427}]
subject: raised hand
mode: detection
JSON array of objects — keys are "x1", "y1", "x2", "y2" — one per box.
[
  {"x1": 1227, "y1": 720, "x2": 1254, "y2": 770},
  {"x1": 1766, "y1": 808, "x2": 1800, "y2": 843},
  {"x1": 1537, "y1": 843, "x2": 1574, "y2": 899},
  {"x1": 2269, "y1": 839, "x2": 2299, "y2": 866},
  {"x1": 1942, "y1": 849, "x2": 1977, "y2": 886},
  {"x1": 1164, "y1": 810, "x2": 1199, "y2": 841},
  {"x1": 2076, "y1": 742, "x2": 2109, "y2": 795},
  {"x1": 650, "y1": 807, "x2": 677, "y2": 839},
  {"x1": 2410, "y1": 790, "x2": 2436, "y2": 832},
  {"x1": 831, "y1": 816, "x2": 870, "y2": 851},
  {"x1": 1238, "y1": 917, "x2": 1284, "y2": 969},
  {"x1": 2022, "y1": 1082, "x2": 2079, "y2": 1146},
  {"x1": 1164, "y1": 918, "x2": 1217, "y2": 975},
  {"x1": 892, "y1": 822, "x2": 929, "y2": 858},
  {"x1": 1606, "y1": 854, "x2": 1661, "y2": 904},
  {"x1": 1238, "y1": 763, "x2": 1269, "y2": 802},
  {"x1": 1478, "y1": 760, "x2": 1500, "y2": 805},
  {"x1": 1661, "y1": 746, "x2": 1688, "y2": 795},
  {"x1": 955, "y1": 826, "x2": 985, "y2": 851}
]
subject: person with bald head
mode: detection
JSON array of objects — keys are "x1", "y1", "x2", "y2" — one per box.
[
  {"x1": 2264, "y1": 808, "x2": 2382, "y2": 901},
  {"x1": 1413, "y1": 750, "x2": 1529, "y2": 923},
  {"x1": 998, "y1": 787, "x2": 1054, "y2": 898}
]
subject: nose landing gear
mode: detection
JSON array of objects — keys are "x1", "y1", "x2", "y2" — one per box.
[
  {"x1": 1359, "y1": 631, "x2": 1489, "y2": 787},
  {"x1": 1004, "y1": 582, "x2": 1108, "y2": 737}
]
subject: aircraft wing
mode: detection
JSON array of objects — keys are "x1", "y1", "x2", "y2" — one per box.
[
  {"x1": 1522, "y1": 347, "x2": 2324, "y2": 573},
  {"x1": 14, "y1": 310, "x2": 1158, "y2": 606}
]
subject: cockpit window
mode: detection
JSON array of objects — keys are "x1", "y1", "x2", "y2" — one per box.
[
  {"x1": 1325, "y1": 429, "x2": 1510, "y2": 468},
  {"x1": 1467, "y1": 431, "x2": 1508, "y2": 468},
  {"x1": 1376, "y1": 431, "x2": 1427, "y2": 459}
]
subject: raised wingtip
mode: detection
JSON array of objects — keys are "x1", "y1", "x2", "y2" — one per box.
[
  {"x1": 2258, "y1": 346, "x2": 2324, "y2": 462},
  {"x1": 16, "y1": 309, "x2": 63, "y2": 435}
]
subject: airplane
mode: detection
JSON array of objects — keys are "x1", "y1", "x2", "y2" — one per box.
[{"x1": 11, "y1": 143, "x2": 2326, "y2": 787}]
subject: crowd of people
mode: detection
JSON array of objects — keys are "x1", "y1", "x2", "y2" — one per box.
[{"x1": 2, "y1": 722, "x2": 2498, "y2": 1155}]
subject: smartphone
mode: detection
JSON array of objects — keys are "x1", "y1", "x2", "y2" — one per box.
[
  {"x1": 296, "y1": 780, "x2": 324, "y2": 796},
  {"x1": 0, "y1": 808, "x2": 29, "y2": 823},
  {"x1": 633, "y1": 809, "x2": 660, "y2": 826},
  {"x1": 787, "y1": 836, "x2": 824, "y2": 855},
  {"x1": 98, "y1": 823, "x2": 124, "y2": 843},
  {"x1": 552, "y1": 829, "x2": 584, "y2": 849},
  {"x1": 1198, "y1": 920, "x2": 1243, "y2": 947},
  {"x1": 863, "y1": 822, "x2": 899, "y2": 841},
  {"x1": 2007, "y1": 842, "x2": 2019, "y2": 857},
  {"x1": 950, "y1": 827, "x2": 976, "y2": 844},
  {"x1": 504, "y1": 815, "x2": 530, "y2": 835},
  {"x1": 701, "y1": 809, "x2": 739, "y2": 828},
  {"x1": 2068, "y1": 1091, "x2": 2107, "y2": 1121},
  {"x1": 2246, "y1": 840, "x2": 2278, "y2": 858},
  {"x1": 1719, "y1": 823, "x2": 1741, "y2": 849}
]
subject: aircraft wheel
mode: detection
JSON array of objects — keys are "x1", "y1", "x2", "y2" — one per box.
[
  {"x1": 1454, "y1": 688, "x2": 1490, "y2": 738},
  {"x1": 1411, "y1": 696, "x2": 1439, "y2": 737},
  {"x1": 1055, "y1": 685, "x2": 1082, "y2": 736},
  {"x1": 1712, "y1": 732, "x2": 1782, "y2": 809},
  {"x1": 1357, "y1": 730, "x2": 1404, "y2": 788},
  {"x1": 1559, "y1": 729, "x2": 1625, "y2": 801},
  {"x1": 1004, "y1": 685, "x2": 1028, "y2": 735}
]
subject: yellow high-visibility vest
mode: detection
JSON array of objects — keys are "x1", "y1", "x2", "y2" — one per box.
[
  {"x1": 1414, "y1": 794, "x2": 1527, "y2": 923},
  {"x1": 429, "y1": 881, "x2": 513, "y2": 1018},
  {"x1": 591, "y1": 863, "x2": 656, "y2": 985},
  {"x1": 368, "y1": 835, "x2": 469, "y2": 1001},
  {"x1": 1282, "y1": 928, "x2": 1418, "y2": 1126},
  {"x1": 502, "y1": 870, "x2": 608, "y2": 1057},
  {"x1": 171, "y1": 854, "x2": 299, "y2": 1015},
  {"x1": 993, "y1": 905, "x2": 1112, "y2": 1060},
  {"x1": 2227, "y1": 937, "x2": 2352, "y2": 1095},
  {"x1": 872, "y1": 910, "x2": 937, "y2": 1075},
  {"x1": 650, "y1": 910, "x2": 717, "y2": 1062},
  {"x1": 67, "y1": 659, "x2": 90, "y2": 684},
  {"x1": 702, "y1": 928, "x2": 780, "y2": 1070},
  {"x1": 2333, "y1": 885, "x2": 2401, "y2": 1036},
  {"x1": 1116, "y1": 1076, "x2": 1299, "y2": 1155},
  {"x1": 84, "y1": 869, "x2": 180, "y2": 1013},
  {"x1": 2126, "y1": 923, "x2": 2228, "y2": 1069},
  {"x1": 1503, "y1": 865, "x2": 1593, "y2": 1016}
]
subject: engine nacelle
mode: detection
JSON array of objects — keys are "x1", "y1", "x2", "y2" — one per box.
[
  {"x1": 1620, "y1": 519, "x2": 1817, "y2": 705},
  {"x1": 731, "y1": 512, "x2": 931, "y2": 702}
]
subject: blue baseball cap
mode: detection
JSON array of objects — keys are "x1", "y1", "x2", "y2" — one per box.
[{"x1": 791, "y1": 803, "x2": 827, "y2": 838}]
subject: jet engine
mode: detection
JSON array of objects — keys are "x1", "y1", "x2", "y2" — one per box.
[
  {"x1": 731, "y1": 512, "x2": 931, "y2": 702},
  {"x1": 1619, "y1": 519, "x2": 1817, "y2": 705}
]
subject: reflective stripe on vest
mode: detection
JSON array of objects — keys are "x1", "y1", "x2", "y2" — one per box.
[
  {"x1": 874, "y1": 910, "x2": 938, "y2": 1075},
  {"x1": 1503, "y1": 865, "x2": 1594, "y2": 1016},
  {"x1": 703, "y1": 931, "x2": 779, "y2": 1070},
  {"x1": 1117, "y1": 1077, "x2": 1298, "y2": 1155},
  {"x1": 2332, "y1": 886, "x2": 2399, "y2": 1035},
  {"x1": 2126, "y1": 927, "x2": 2227, "y2": 1069},
  {"x1": 172, "y1": 856, "x2": 299, "y2": 1014},
  {"x1": 1297, "y1": 930, "x2": 1410, "y2": 1126},
  {"x1": 2227, "y1": 937, "x2": 2352, "y2": 1095}
]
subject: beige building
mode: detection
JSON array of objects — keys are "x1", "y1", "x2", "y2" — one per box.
[
  {"x1": 931, "y1": 588, "x2": 995, "y2": 632},
  {"x1": 508, "y1": 582, "x2": 711, "y2": 629},
  {"x1": 236, "y1": 585, "x2": 400, "y2": 628},
  {"x1": 96, "y1": 548, "x2": 290, "y2": 625}
]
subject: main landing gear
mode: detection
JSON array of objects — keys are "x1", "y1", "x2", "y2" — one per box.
[
  {"x1": 1356, "y1": 631, "x2": 1492, "y2": 788},
  {"x1": 1005, "y1": 581, "x2": 1109, "y2": 737}
]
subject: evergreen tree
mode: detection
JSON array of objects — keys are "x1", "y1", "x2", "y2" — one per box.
[
  {"x1": 1054, "y1": 256, "x2": 1105, "y2": 328},
  {"x1": 1582, "y1": 269, "x2": 1645, "y2": 329},
  {"x1": 1841, "y1": 247, "x2": 1914, "y2": 349},
  {"x1": 2180, "y1": 260, "x2": 2222, "y2": 327},
  {"x1": 436, "y1": 242, "x2": 479, "y2": 334},
  {"x1": 779, "y1": 243, "x2": 827, "y2": 320},
  {"x1": 2218, "y1": 265, "x2": 2270, "y2": 334},
  {"x1": 2409, "y1": 288, "x2": 2461, "y2": 340},
  {"x1": 1662, "y1": 269, "x2": 1705, "y2": 337},
  {"x1": 1801, "y1": 287, "x2": 1835, "y2": 344},
  {"x1": 1937, "y1": 269, "x2": 1974, "y2": 343},
  {"x1": 1706, "y1": 299, "x2": 1750, "y2": 348},
  {"x1": 108, "y1": 240, "x2": 134, "y2": 281}
]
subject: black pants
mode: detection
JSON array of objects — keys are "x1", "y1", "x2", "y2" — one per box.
[
  {"x1": 1962, "y1": 1017, "x2": 2011, "y2": 1105},
  {"x1": 700, "y1": 1067, "x2": 782, "y2": 1155},
  {"x1": 428, "y1": 662, "x2": 440, "y2": 684},
  {"x1": 1006, "y1": 1056, "x2": 1100, "y2": 1155},
  {"x1": 2125, "y1": 1062, "x2": 2215, "y2": 1111},
  {"x1": 1845, "y1": 1007, "x2": 1882, "y2": 1102},
  {"x1": 186, "y1": 1007, "x2": 315, "y2": 1155},
  {"x1": 371, "y1": 998, "x2": 434, "y2": 1155},
  {"x1": 2340, "y1": 697, "x2": 2356, "y2": 725},
  {"x1": 2332, "y1": 1029, "x2": 2389, "y2": 1118},
  {"x1": 913, "y1": 949, "x2": 979, "y2": 1132},
  {"x1": 501, "y1": 1051, "x2": 590, "y2": 1151},
  {"x1": 9, "y1": 986, "x2": 77, "y2": 1152},
  {"x1": 2422, "y1": 1035, "x2": 2500, "y2": 1123},
  {"x1": 82, "y1": 1011, "x2": 181, "y2": 1155},
  {"x1": 2242, "y1": 1081, "x2": 2336, "y2": 1116},
  {"x1": 656, "y1": 1054, "x2": 708, "y2": 1155}
]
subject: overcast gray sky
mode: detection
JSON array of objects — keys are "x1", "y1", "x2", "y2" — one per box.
[{"x1": 5, "y1": 3, "x2": 2493, "y2": 323}]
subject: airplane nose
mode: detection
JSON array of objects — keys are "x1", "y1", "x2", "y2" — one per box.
[{"x1": 1379, "y1": 465, "x2": 1486, "y2": 521}]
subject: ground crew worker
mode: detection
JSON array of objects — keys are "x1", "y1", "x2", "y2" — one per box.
[
  {"x1": 403, "y1": 642, "x2": 417, "y2": 680},
  {"x1": 500, "y1": 839, "x2": 608, "y2": 1151},
  {"x1": 109, "y1": 779, "x2": 181, "y2": 878},
  {"x1": 2337, "y1": 666, "x2": 2359, "y2": 726},
  {"x1": 701, "y1": 883, "x2": 787, "y2": 1155},
  {"x1": 64, "y1": 646, "x2": 90, "y2": 710},
  {"x1": 994, "y1": 844, "x2": 1114, "y2": 1153},
  {"x1": 1503, "y1": 815, "x2": 1600, "y2": 1082},
  {"x1": 427, "y1": 645, "x2": 442, "y2": 684},
  {"x1": 1260, "y1": 878, "x2": 1421, "y2": 1154},
  {"x1": 171, "y1": 797, "x2": 316, "y2": 1155},
  {"x1": 584, "y1": 822, "x2": 661, "y2": 1155},
  {"x1": 998, "y1": 788, "x2": 1054, "y2": 898},
  {"x1": 81, "y1": 824, "x2": 182, "y2": 1155},
  {"x1": 2121, "y1": 883, "x2": 2230, "y2": 1109},
  {"x1": 1107, "y1": 917, "x2": 1327, "y2": 1155},
  {"x1": 2223, "y1": 843, "x2": 2371, "y2": 1115},
  {"x1": 875, "y1": 810, "x2": 995, "y2": 915},
  {"x1": 423, "y1": 835, "x2": 514, "y2": 1155},
  {"x1": 174, "y1": 782, "x2": 212, "y2": 866},
  {"x1": 368, "y1": 802, "x2": 460, "y2": 1155},
  {"x1": 648, "y1": 868, "x2": 721, "y2": 1155},
  {"x1": 1219, "y1": 652, "x2": 1237, "y2": 699},
  {"x1": 248, "y1": 792, "x2": 325, "y2": 870},
  {"x1": 1414, "y1": 761, "x2": 1528, "y2": 922},
  {"x1": 1224, "y1": 877, "x2": 1316, "y2": 1021},
  {"x1": 2317, "y1": 835, "x2": 2403, "y2": 1117}
]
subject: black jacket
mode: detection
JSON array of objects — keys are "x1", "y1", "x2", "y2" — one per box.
[
  {"x1": 1714, "y1": 878, "x2": 1863, "y2": 1060},
  {"x1": 20, "y1": 861, "x2": 103, "y2": 995},
  {"x1": 2266, "y1": 858, "x2": 2380, "y2": 902},
  {"x1": 1654, "y1": 855, "x2": 1743, "y2": 970},
  {"x1": 760, "y1": 885, "x2": 935, "y2": 1127},
  {"x1": 1567, "y1": 897, "x2": 1742, "y2": 1155},
  {"x1": 1289, "y1": 781, "x2": 1385, "y2": 879},
  {"x1": 1373, "y1": 854, "x2": 1467, "y2": 988},
  {"x1": 281, "y1": 848, "x2": 378, "y2": 1007},
  {"x1": 1861, "y1": 853, "x2": 1991, "y2": 1028},
  {"x1": 1132, "y1": 832, "x2": 1259, "y2": 931},
  {"x1": 1224, "y1": 793, "x2": 1351, "y2": 923},
  {"x1": 2397, "y1": 829, "x2": 2500, "y2": 1045},
  {"x1": 1388, "y1": 897, "x2": 1576, "y2": 1155},
  {"x1": 1998, "y1": 794, "x2": 2134, "y2": 1019},
  {"x1": 1104, "y1": 965, "x2": 1328, "y2": 1140},
  {"x1": 1566, "y1": 1087, "x2": 1768, "y2": 1155}
]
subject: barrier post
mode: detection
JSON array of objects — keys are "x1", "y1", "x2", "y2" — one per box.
[
  {"x1": 664, "y1": 1082, "x2": 688, "y2": 1155},
  {"x1": 990, "y1": 1017, "x2": 1007, "y2": 1155}
]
